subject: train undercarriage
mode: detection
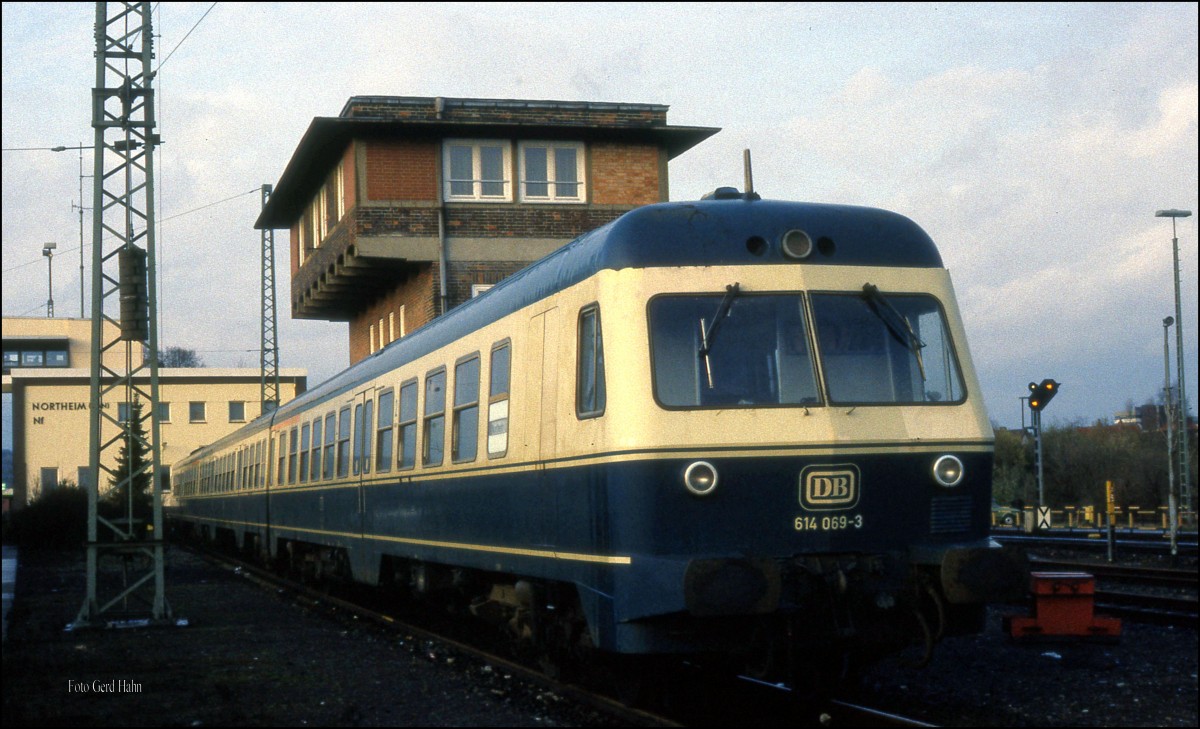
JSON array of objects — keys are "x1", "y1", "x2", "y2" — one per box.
[{"x1": 174, "y1": 519, "x2": 1004, "y2": 700}]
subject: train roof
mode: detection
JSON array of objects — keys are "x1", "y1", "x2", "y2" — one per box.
[{"x1": 187, "y1": 198, "x2": 942, "y2": 454}]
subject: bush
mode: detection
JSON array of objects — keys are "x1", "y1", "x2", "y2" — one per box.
[{"x1": 5, "y1": 482, "x2": 89, "y2": 548}]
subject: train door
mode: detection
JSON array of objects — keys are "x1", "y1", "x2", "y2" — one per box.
[
  {"x1": 526, "y1": 308, "x2": 559, "y2": 545},
  {"x1": 351, "y1": 388, "x2": 375, "y2": 540}
]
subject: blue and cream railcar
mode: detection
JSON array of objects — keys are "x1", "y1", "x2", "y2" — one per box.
[{"x1": 171, "y1": 191, "x2": 1021, "y2": 675}]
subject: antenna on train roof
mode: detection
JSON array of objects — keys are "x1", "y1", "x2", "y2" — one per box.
[
  {"x1": 743, "y1": 148, "x2": 754, "y2": 196},
  {"x1": 701, "y1": 149, "x2": 762, "y2": 201}
]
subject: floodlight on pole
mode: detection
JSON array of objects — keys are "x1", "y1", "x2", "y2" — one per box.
[
  {"x1": 1164, "y1": 316, "x2": 1177, "y2": 556},
  {"x1": 1156, "y1": 208, "x2": 1193, "y2": 516},
  {"x1": 42, "y1": 242, "x2": 57, "y2": 318}
]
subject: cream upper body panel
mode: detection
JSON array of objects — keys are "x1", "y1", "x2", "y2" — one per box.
[{"x1": 568, "y1": 264, "x2": 992, "y2": 462}]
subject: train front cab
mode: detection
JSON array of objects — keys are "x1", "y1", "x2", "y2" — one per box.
[{"x1": 569, "y1": 262, "x2": 1025, "y2": 664}]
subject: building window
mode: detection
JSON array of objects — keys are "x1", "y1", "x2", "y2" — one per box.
[
  {"x1": 118, "y1": 402, "x2": 132, "y2": 423},
  {"x1": 369, "y1": 324, "x2": 376, "y2": 354},
  {"x1": 21, "y1": 351, "x2": 44, "y2": 367},
  {"x1": 444, "y1": 140, "x2": 511, "y2": 201},
  {"x1": 46, "y1": 350, "x2": 68, "y2": 367},
  {"x1": 471, "y1": 284, "x2": 493, "y2": 298},
  {"x1": 229, "y1": 401, "x2": 246, "y2": 423},
  {"x1": 519, "y1": 142, "x2": 585, "y2": 202},
  {"x1": 157, "y1": 402, "x2": 171, "y2": 422},
  {"x1": 388, "y1": 312, "x2": 396, "y2": 343},
  {"x1": 41, "y1": 467, "x2": 59, "y2": 495},
  {"x1": 189, "y1": 401, "x2": 206, "y2": 423}
]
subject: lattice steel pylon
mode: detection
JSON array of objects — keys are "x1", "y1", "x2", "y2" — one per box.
[
  {"x1": 74, "y1": 1, "x2": 170, "y2": 628},
  {"x1": 261, "y1": 184, "x2": 280, "y2": 413}
]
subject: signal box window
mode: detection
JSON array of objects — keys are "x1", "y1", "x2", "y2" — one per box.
[
  {"x1": 398, "y1": 380, "x2": 418, "y2": 471},
  {"x1": 488, "y1": 342, "x2": 511, "y2": 458},
  {"x1": 423, "y1": 369, "x2": 446, "y2": 467},
  {"x1": 444, "y1": 140, "x2": 511, "y2": 201},
  {"x1": 577, "y1": 306, "x2": 606, "y2": 418},
  {"x1": 158, "y1": 402, "x2": 171, "y2": 422},
  {"x1": 452, "y1": 355, "x2": 480, "y2": 463},
  {"x1": 519, "y1": 142, "x2": 584, "y2": 202},
  {"x1": 229, "y1": 401, "x2": 246, "y2": 423},
  {"x1": 189, "y1": 401, "x2": 206, "y2": 423}
]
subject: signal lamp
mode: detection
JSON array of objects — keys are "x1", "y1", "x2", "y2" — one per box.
[{"x1": 1028, "y1": 379, "x2": 1060, "y2": 412}]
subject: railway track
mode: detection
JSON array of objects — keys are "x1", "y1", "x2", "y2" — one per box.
[
  {"x1": 1013, "y1": 557, "x2": 1198, "y2": 627},
  {"x1": 1028, "y1": 558, "x2": 1198, "y2": 590},
  {"x1": 187, "y1": 542, "x2": 940, "y2": 727}
]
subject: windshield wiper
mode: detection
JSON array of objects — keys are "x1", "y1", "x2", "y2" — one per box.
[
  {"x1": 861, "y1": 283, "x2": 926, "y2": 382},
  {"x1": 698, "y1": 282, "x2": 740, "y2": 389}
]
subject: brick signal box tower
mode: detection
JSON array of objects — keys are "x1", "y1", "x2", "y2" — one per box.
[{"x1": 256, "y1": 96, "x2": 718, "y2": 364}]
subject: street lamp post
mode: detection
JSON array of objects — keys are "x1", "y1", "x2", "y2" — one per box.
[
  {"x1": 1163, "y1": 316, "x2": 1177, "y2": 557},
  {"x1": 52, "y1": 144, "x2": 93, "y2": 319},
  {"x1": 1156, "y1": 209, "x2": 1193, "y2": 520},
  {"x1": 42, "y1": 242, "x2": 56, "y2": 317}
]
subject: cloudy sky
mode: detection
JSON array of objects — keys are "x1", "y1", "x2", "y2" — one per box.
[{"x1": 3, "y1": 2, "x2": 1197, "y2": 444}]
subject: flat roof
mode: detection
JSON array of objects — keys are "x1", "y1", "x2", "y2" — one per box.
[{"x1": 256, "y1": 97, "x2": 719, "y2": 229}]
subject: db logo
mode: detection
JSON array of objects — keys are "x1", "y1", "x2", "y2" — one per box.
[{"x1": 800, "y1": 465, "x2": 860, "y2": 511}]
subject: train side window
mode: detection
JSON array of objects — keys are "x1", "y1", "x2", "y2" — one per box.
[
  {"x1": 337, "y1": 406, "x2": 352, "y2": 478},
  {"x1": 398, "y1": 379, "x2": 418, "y2": 470},
  {"x1": 577, "y1": 305, "x2": 606, "y2": 418},
  {"x1": 354, "y1": 399, "x2": 374, "y2": 476},
  {"x1": 288, "y1": 427, "x2": 299, "y2": 484},
  {"x1": 299, "y1": 423, "x2": 310, "y2": 483},
  {"x1": 353, "y1": 403, "x2": 364, "y2": 476},
  {"x1": 488, "y1": 341, "x2": 511, "y2": 458},
  {"x1": 277, "y1": 433, "x2": 286, "y2": 486},
  {"x1": 452, "y1": 354, "x2": 480, "y2": 463},
  {"x1": 310, "y1": 418, "x2": 322, "y2": 482},
  {"x1": 323, "y1": 412, "x2": 336, "y2": 479},
  {"x1": 423, "y1": 368, "x2": 446, "y2": 467},
  {"x1": 376, "y1": 388, "x2": 394, "y2": 473}
]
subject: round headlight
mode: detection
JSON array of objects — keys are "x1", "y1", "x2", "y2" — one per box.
[
  {"x1": 684, "y1": 461, "x2": 719, "y2": 496},
  {"x1": 781, "y1": 229, "x2": 813, "y2": 259},
  {"x1": 932, "y1": 455, "x2": 964, "y2": 487}
]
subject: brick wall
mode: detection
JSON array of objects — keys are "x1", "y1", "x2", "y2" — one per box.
[
  {"x1": 345, "y1": 260, "x2": 538, "y2": 364},
  {"x1": 364, "y1": 139, "x2": 438, "y2": 201},
  {"x1": 348, "y1": 265, "x2": 438, "y2": 364},
  {"x1": 591, "y1": 143, "x2": 663, "y2": 205}
]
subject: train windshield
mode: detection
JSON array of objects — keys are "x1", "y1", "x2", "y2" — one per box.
[
  {"x1": 649, "y1": 294, "x2": 821, "y2": 407},
  {"x1": 648, "y1": 290, "x2": 964, "y2": 408},
  {"x1": 810, "y1": 290, "x2": 963, "y2": 404}
]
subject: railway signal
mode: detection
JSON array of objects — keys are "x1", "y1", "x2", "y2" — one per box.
[
  {"x1": 1026, "y1": 378, "x2": 1060, "y2": 527},
  {"x1": 1028, "y1": 378, "x2": 1059, "y2": 411}
]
